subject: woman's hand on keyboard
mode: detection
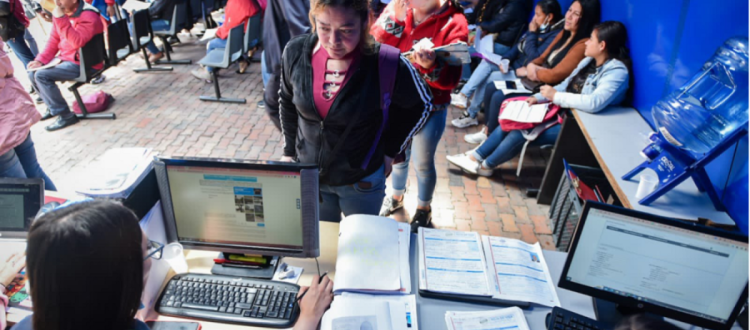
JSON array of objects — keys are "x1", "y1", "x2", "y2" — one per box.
[{"x1": 294, "y1": 275, "x2": 334, "y2": 330}]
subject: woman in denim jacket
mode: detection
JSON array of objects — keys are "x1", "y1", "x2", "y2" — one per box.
[{"x1": 447, "y1": 21, "x2": 631, "y2": 176}]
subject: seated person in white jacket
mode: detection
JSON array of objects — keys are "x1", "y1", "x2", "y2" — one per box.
[{"x1": 447, "y1": 21, "x2": 631, "y2": 177}]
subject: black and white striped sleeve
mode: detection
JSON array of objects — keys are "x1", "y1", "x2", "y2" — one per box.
[{"x1": 382, "y1": 55, "x2": 434, "y2": 157}]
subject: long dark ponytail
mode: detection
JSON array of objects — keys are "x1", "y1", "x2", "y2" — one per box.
[
  {"x1": 565, "y1": 21, "x2": 633, "y2": 103},
  {"x1": 548, "y1": 0, "x2": 600, "y2": 68}
]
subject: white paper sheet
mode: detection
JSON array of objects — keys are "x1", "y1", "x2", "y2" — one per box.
[
  {"x1": 199, "y1": 28, "x2": 218, "y2": 41},
  {"x1": 418, "y1": 227, "x2": 492, "y2": 296},
  {"x1": 482, "y1": 236, "x2": 561, "y2": 307},
  {"x1": 122, "y1": 0, "x2": 151, "y2": 12},
  {"x1": 334, "y1": 215, "x2": 401, "y2": 293},
  {"x1": 445, "y1": 307, "x2": 530, "y2": 330},
  {"x1": 77, "y1": 148, "x2": 156, "y2": 198},
  {"x1": 27, "y1": 58, "x2": 61, "y2": 72},
  {"x1": 136, "y1": 201, "x2": 172, "y2": 320},
  {"x1": 498, "y1": 101, "x2": 548, "y2": 123},
  {"x1": 342, "y1": 293, "x2": 419, "y2": 330},
  {"x1": 477, "y1": 35, "x2": 503, "y2": 66},
  {"x1": 321, "y1": 297, "x2": 406, "y2": 330}
]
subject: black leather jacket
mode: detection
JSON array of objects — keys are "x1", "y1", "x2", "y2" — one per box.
[
  {"x1": 279, "y1": 34, "x2": 433, "y2": 186},
  {"x1": 471, "y1": 0, "x2": 533, "y2": 47}
]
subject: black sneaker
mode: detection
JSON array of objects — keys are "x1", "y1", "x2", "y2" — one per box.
[
  {"x1": 35, "y1": 96, "x2": 44, "y2": 104},
  {"x1": 257, "y1": 100, "x2": 265, "y2": 109},
  {"x1": 410, "y1": 208, "x2": 432, "y2": 233},
  {"x1": 379, "y1": 196, "x2": 404, "y2": 217}
]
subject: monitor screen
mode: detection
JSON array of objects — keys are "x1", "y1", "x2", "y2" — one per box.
[
  {"x1": 561, "y1": 203, "x2": 748, "y2": 328},
  {"x1": 155, "y1": 158, "x2": 320, "y2": 258},
  {"x1": 0, "y1": 178, "x2": 43, "y2": 238}
]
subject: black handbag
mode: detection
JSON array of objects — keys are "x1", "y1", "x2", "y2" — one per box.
[{"x1": 0, "y1": 0, "x2": 27, "y2": 42}]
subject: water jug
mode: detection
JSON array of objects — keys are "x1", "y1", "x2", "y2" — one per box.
[{"x1": 652, "y1": 37, "x2": 749, "y2": 155}]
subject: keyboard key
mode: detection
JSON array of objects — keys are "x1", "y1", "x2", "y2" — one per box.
[
  {"x1": 284, "y1": 310, "x2": 292, "y2": 319},
  {"x1": 244, "y1": 311, "x2": 252, "y2": 317},
  {"x1": 226, "y1": 307, "x2": 234, "y2": 314},
  {"x1": 235, "y1": 303, "x2": 253, "y2": 309},
  {"x1": 219, "y1": 306, "x2": 227, "y2": 313},
  {"x1": 267, "y1": 311, "x2": 278, "y2": 318},
  {"x1": 182, "y1": 303, "x2": 219, "y2": 312}
]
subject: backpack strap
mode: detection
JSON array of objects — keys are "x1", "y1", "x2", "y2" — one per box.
[{"x1": 360, "y1": 43, "x2": 401, "y2": 169}]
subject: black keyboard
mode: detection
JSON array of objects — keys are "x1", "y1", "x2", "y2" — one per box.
[
  {"x1": 546, "y1": 306, "x2": 607, "y2": 330},
  {"x1": 156, "y1": 273, "x2": 300, "y2": 328}
]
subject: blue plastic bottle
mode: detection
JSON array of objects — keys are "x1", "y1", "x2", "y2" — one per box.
[{"x1": 652, "y1": 37, "x2": 749, "y2": 155}]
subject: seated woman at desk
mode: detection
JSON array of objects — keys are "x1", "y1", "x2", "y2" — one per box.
[
  {"x1": 462, "y1": 0, "x2": 600, "y2": 145},
  {"x1": 5, "y1": 201, "x2": 333, "y2": 330},
  {"x1": 447, "y1": 20, "x2": 631, "y2": 177}
]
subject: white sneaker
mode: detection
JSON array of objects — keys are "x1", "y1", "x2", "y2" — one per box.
[
  {"x1": 450, "y1": 93, "x2": 468, "y2": 108},
  {"x1": 446, "y1": 154, "x2": 479, "y2": 175},
  {"x1": 451, "y1": 111, "x2": 479, "y2": 128},
  {"x1": 476, "y1": 165, "x2": 494, "y2": 177},
  {"x1": 464, "y1": 130, "x2": 488, "y2": 144}
]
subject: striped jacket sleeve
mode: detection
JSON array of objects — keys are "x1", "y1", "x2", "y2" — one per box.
[{"x1": 382, "y1": 55, "x2": 434, "y2": 157}]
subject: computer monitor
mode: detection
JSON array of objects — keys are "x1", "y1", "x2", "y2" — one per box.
[
  {"x1": 153, "y1": 157, "x2": 320, "y2": 259},
  {"x1": 559, "y1": 202, "x2": 748, "y2": 330},
  {"x1": 0, "y1": 178, "x2": 44, "y2": 239}
]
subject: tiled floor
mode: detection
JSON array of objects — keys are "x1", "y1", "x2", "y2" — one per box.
[{"x1": 10, "y1": 22, "x2": 557, "y2": 250}]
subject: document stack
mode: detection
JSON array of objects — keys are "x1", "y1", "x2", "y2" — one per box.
[
  {"x1": 323, "y1": 215, "x2": 416, "y2": 330},
  {"x1": 445, "y1": 307, "x2": 530, "y2": 330},
  {"x1": 418, "y1": 227, "x2": 561, "y2": 307}
]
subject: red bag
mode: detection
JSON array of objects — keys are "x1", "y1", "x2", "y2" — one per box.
[
  {"x1": 498, "y1": 96, "x2": 563, "y2": 132},
  {"x1": 72, "y1": 91, "x2": 114, "y2": 114}
]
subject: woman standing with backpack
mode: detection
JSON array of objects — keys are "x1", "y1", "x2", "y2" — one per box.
[
  {"x1": 372, "y1": 0, "x2": 468, "y2": 232},
  {"x1": 279, "y1": 0, "x2": 432, "y2": 222}
]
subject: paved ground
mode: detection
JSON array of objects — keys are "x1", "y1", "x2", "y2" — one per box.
[{"x1": 9, "y1": 21, "x2": 556, "y2": 250}]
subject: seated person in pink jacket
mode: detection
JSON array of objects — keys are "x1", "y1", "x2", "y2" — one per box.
[{"x1": 26, "y1": 0, "x2": 104, "y2": 132}]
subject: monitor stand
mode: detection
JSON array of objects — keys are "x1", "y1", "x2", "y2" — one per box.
[
  {"x1": 593, "y1": 298, "x2": 662, "y2": 327},
  {"x1": 210, "y1": 252, "x2": 279, "y2": 279}
]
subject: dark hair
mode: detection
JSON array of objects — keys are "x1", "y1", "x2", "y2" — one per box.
[
  {"x1": 614, "y1": 314, "x2": 682, "y2": 330},
  {"x1": 27, "y1": 200, "x2": 143, "y2": 330},
  {"x1": 309, "y1": 0, "x2": 376, "y2": 54},
  {"x1": 537, "y1": 0, "x2": 563, "y2": 25},
  {"x1": 565, "y1": 21, "x2": 633, "y2": 102},
  {"x1": 547, "y1": 0, "x2": 600, "y2": 68}
]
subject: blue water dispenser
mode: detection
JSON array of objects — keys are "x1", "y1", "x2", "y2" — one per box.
[{"x1": 624, "y1": 37, "x2": 749, "y2": 210}]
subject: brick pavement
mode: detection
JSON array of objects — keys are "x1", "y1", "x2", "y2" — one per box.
[{"x1": 10, "y1": 25, "x2": 556, "y2": 249}]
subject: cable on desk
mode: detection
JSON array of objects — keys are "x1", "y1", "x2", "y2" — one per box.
[{"x1": 314, "y1": 257, "x2": 321, "y2": 277}]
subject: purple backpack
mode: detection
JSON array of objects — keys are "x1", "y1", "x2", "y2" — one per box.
[{"x1": 360, "y1": 44, "x2": 401, "y2": 170}]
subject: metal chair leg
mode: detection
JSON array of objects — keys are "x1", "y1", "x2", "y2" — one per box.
[
  {"x1": 154, "y1": 36, "x2": 192, "y2": 65},
  {"x1": 69, "y1": 85, "x2": 116, "y2": 120},
  {"x1": 199, "y1": 70, "x2": 246, "y2": 104},
  {"x1": 517, "y1": 140, "x2": 531, "y2": 177},
  {"x1": 134, "y1": 48, "x2": 173, "y2": 72}
]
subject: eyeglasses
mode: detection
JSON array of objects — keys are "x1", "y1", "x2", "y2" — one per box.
[{"x1": 144, "y1": 240, "x2": 165, "y2": 261}]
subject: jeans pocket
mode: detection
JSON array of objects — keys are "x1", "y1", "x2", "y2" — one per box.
[{"x1": 353, "y1": 165, "x2": 386, "y2": 193}]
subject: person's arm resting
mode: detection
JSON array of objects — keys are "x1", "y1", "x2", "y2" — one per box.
[{"x1": 553, "y1": 65, "x2": 629, "y2": 113}]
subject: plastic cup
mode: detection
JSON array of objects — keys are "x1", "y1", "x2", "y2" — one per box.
[
  {"x1": 635, "y1": 173, "x2": 659, "y2": 199},
  {"x1": 162, "y1": 242, "x2": 188, "y2": 274},
  {"x1": 500, "y1": 59, "x2": 510, "y2": 72}
]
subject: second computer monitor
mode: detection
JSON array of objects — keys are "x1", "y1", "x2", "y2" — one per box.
[
  {"x1": 559, "y1": 202, "x2": 748, "y2": 330},
  {"x1": 154, "y1": 157, "x2": 320, "y2": 258}
]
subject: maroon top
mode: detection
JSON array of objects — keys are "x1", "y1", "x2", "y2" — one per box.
[{"x1": 312, "y1": 46, "x2": 360, "y2": 119}]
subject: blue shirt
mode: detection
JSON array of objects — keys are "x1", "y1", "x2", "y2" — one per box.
[{"x1": 12, "y1": 315, "x2": 151, "y2": 330}]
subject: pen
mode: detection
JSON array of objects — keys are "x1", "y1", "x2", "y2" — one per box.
[{"x1": 295, "y1": 272, "x2": 328, "y2": 303}]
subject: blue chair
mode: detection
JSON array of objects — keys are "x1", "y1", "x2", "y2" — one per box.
[
  {"x1": 67, "y1": 34, "x2": 116, "y2": 119},
  {"x1": 153, "y1": 2, "x2": 193, "y2": 65},
  {"x1": 198, "y1": 24, "x2": 246, "y2": 103}
]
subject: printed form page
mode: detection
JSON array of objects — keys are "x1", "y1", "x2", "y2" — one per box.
[
  {"x1": 167, "y1": 166, "x2": 304, "y2": 249},
  {"x1": 419, "y1": 228, "x2": 492, "y2": 296},
  {"x1": 483, "y1": 236, "x2": 561, "y2": 307}
]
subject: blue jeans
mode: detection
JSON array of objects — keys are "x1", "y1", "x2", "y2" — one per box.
[
  {"x1": 261, "y1": 50, "x2": 270, "y2": 86},
  {"x1": 319, "y1": 165, "x2": 386, "y2": 222},
  {"x1": 25, "y1": 29, "x2": 39, "y2": 57},
  {"x1": 459, "y1": 43, "x2": 511, "y2": 99},
  {"x1": 28, "y1": 61, "x2": 91, "y2": 118},
  {"x1": 6, "y1": 32, "x2": 36, "y2": 69},
  {"x1": 391, "y1": 106, "x2": 447, "y2": 207},
  {"x1": 472, "y1": 125, "x2": 561, "y2": 168},
  {"x1": 205, "y1": 37, "x2": 228, "y2": 73},
  {"x1": 0, "y1": 133, "x2": 57, "y2": 191},
  {"x1": 144, "y1": 19, "x2": 170, "y2": 54}
]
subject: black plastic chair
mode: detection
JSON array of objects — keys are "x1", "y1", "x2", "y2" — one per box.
[
  {"x1": 131, "y1": 9, "x2": 173, "y2": 72},
  {"x1": 198, "y1": 24, "x2": 245, "y2": 103},
  {"x1": 67, "y1": 34, "x2": 116, "y2": 120},
  {"x1": 153, "y1": 2, "x2": 192, "y2": 65},
  {"x1": 188, "y1": 0, "x2": 216, "y2": 32},
  {"x1": 106, "y1": 19, "x2": 134, "y2": 67}
]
